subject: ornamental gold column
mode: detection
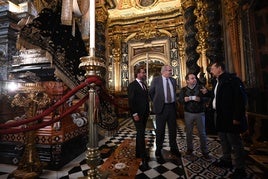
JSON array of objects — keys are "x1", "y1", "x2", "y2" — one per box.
[
  {"x1": 78, "y1": 0, "x2": 107, "y2": 178},
  {"x1": 112, "y1": 35, "x2": 122, "y2": 92},
  {"x1": 10, "y1": 82, "x2": 50, "y2": 178},
  {"x1": 78, "y1": 45, "x2": 107, "y2": 179}
]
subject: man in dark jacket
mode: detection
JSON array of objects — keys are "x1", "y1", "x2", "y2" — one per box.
[
  {"x1": 128, "y1": 66, "x2": 150, "y2": 170},
  {"x1": 210, "y1": 61, "x2": 247, "y2": 179}
]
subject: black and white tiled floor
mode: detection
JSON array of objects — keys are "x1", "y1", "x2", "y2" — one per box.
[{"x1": 0, "y1": 117, "x2": 265, "y2": 178}]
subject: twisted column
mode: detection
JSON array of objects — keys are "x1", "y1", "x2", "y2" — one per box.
[
  {"x1": 205, "y1": 0, "x2": 224, "y2": 64},
  {"x1": 182, "y1": 0, "x2": 200, "y2": 76}
]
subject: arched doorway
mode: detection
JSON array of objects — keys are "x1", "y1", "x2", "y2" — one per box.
[
  {"x1": 128, "y1": 39, "x2": 170, "y2": 87},
  {"x1": 129, "y1": 50, "x2": 169, "y2": 86},
  {"x1": 133, "y1": 59, "x2": 164, "y2": 87}
]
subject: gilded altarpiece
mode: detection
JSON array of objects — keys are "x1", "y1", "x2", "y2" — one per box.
[
  {"x1": 106, "y1": 0, "x2": 213, "y2": 93},
  {"x1": 107, "y1": 8, "x2": 185, "y2": 93}
]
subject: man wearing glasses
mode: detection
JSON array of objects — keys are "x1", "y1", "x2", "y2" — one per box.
[{"x1": 149, "y1": 65, "x2": 181, "y2": 164}]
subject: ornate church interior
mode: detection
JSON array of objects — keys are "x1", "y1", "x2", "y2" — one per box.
[{"x1": 0, "y1": 0, "x2": 268, "y2": 178}]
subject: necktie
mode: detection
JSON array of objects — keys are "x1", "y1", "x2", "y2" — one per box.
[
  {"x1": 166, "y1": 78, "x2": 172, "y2": 103},
  {"x1": 140, "y1": 81, "x2": 146, "y2": 90}
]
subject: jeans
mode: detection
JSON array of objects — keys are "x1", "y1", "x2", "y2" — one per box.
[{"x1": 184, "y1": 112, "x2": 208, "y2": 154}]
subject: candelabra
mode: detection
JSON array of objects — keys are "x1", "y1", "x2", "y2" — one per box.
[
  {"x1": 79, "y1": 55, "x2": 107, "y2": 179},
  {"x1": 78, "y1": 0, "x2": 108, "y2": 177}
]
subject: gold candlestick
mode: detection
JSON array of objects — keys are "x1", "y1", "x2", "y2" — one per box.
[{"x1": 79, "y1": 55, "x2": 108, "y2": 178}]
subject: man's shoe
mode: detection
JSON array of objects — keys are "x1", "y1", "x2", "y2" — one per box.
[
  {"x1": 155, "y1": 149, "x2": 165, "y2": 164},
  {"x1": 144, "y1": 155, "x2": 150, "y2": 162},
  {"x1": 139, "y1": 160, "x2": 149, "y2": 171},
  {"x1": 156, "y1": 155, "x2": 165, "y2": 164},
  {"x1": 230, "y1": 168, "x2": 247, "y2": 179},
  {"x1": 213, "y1": 159, "x2": 233, "y2": 169},
  {"x1": 170, "y1": 149, "x2": 181, "y2": 157},
  {"x1": 202, "y1": 153, "x2": 211, "y2": 160},
  {"x1": 155, "y1": 149, "x2": 161, "y2": 156}
]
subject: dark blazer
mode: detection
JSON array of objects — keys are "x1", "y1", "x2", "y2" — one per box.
[
  {"x1": 128, "y1": 80, "x2": 149, "y2": 118},
  {"x1": 212, "y1": 72, "x2": 246, "y2": 133},
  {"x1": 149, "y1": 76, "x2": 177, "y2": 114}
]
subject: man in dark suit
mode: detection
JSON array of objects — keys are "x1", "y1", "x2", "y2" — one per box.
[
  {"x1": 128, "y1": 66, "x2": 150, "y2": 170},
  {"x1": 149, "y1": 65, "x2": 180, "y2": 164}
]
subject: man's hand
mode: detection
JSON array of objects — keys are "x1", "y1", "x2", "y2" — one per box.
[
  {"x1": 194, "y1": 96, "x2": 200, "y2": 102},
  {"x1": 200, "y1": 87, "x2": 208, "y2": 94},
  {"x1": 184, "y1": 96, "x2": 190, "y2": 102},
  {"x1": 233, "y1": 120, "x2": 240, "y2": 125}
]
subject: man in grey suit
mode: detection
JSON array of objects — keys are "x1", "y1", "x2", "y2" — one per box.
[{"x1": 149, "y1": 65, "x2": 180, "y2": 164}]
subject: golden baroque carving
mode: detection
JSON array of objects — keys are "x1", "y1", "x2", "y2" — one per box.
[
  {"x1": 96, "y1": 9, "x2": 108, "y2": 22},
  {"x1": 177, "y1": 25, "x2": 184, "y2": 40},
  {"x1": 12, "y1": 89, "x2": 50, "y2": 109},
  {"x1": 96, "y1": 8, "x2": 108, "y2": 22},
  {"x1": 112, "y1": 34, "x2": 122, "y2": 63},
  {"x1": 125, "y1": 33, "x2": 137, "y2": 42},
  {"x1": 113, "y1": 34, "x2": 122, "y2": 48},
  {"x1": 112, "y1": 48, "x2": 121, "y2": 62},
  {"x1": 139, "y1": 17, "x2": 157, "y2": 39},
  {"x1": 118, "y1": 0, "x2": 133, "y2": 9},
  {"x1": 223, "y1": 0, "x2": 240, "y2": 23},
  {"x1": 181, "y1": 0, "x2": 196, "y2": 10},
  {"x1": 33, "y1": 0, "x2": 59, "y2": 13},
  {"x1": 158, "y1": 29, "x2": 172, "y2": 37},
  {"x1": 177, "y1": 25, "x2": 185, "y2": 57},
  {"x1": 195, "y1": 0, "x2": 208, "y2": 49}
]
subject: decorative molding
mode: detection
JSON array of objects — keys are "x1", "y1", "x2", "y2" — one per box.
[{"x1": 135, "y1": 0, "x2": 159, "y2": 9}]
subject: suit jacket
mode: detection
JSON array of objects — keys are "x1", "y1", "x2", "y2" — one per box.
[
  {"x1": 128, "y1": 80, "x2": 149, "y2": 118},
  {"x1": 149, "y1": 76, "x2": 177, "y2": 114},
  {"x1": 211, "y1": 72, "x2": 246, "y2": 133}
]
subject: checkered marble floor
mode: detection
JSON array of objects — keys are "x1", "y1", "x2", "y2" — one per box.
[{"x1": 0, "y1": 117, "x2": 264, "y2": 179}]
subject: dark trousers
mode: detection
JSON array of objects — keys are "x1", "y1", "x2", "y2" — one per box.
[
  {"x1": 134, "y1": 116, "x2": 148, "y2": 159},
  {"x1": 155, "y1": 103, "x2": 178, "y2": 151}
]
